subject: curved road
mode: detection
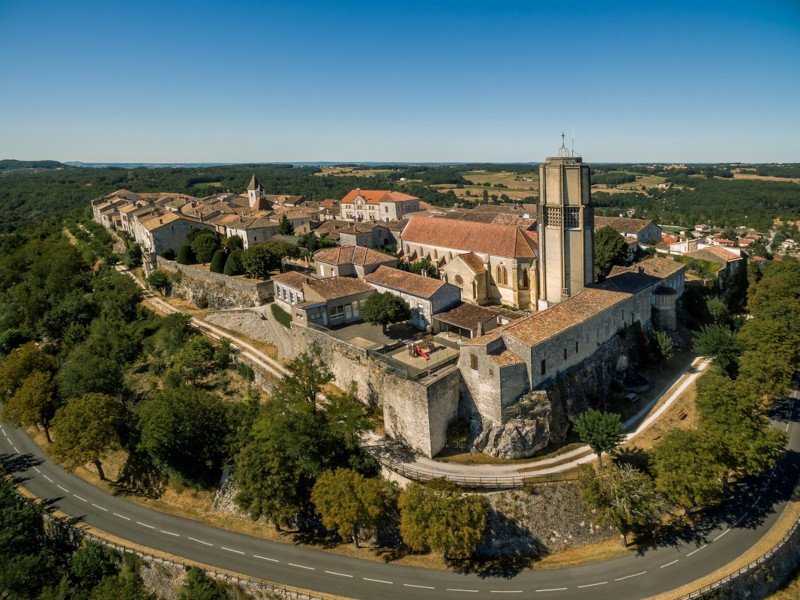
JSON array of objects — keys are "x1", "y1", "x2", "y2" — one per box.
[{"x1": 1, "y1": 393, "x2": 797, "y2": 600}]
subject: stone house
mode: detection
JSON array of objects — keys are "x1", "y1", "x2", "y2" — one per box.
[
  {"x1": 133, "y1": 211, "x2": 216, "y2": 256},
  {"x1": 291, "y1": 277, "x2": 375, "y2": 328},
  {"x1": 433, "y1": 304, "x2": 522, "y2": 339},
  {"x1": 340, "y1": 189, "x2": 421, "y2": 222},
  {"x1": 594, "y1": 216, "x2": 662, "y2": 245},
  {"x1": 684, "y1": 246, "x2": 744, "y2": 291},
  {"x1": 313, "y1": 246, "x2": 396, "y2": 278},
  {"x1": 271, "y1": 271, "x2": 314, "y2": 313},
  {"x1": 338, "y1": 223, "x2": 392, "y2": 249},
  {"x1": 400, "y1": 216, "x2": 538, "y2": 309},
  {"x1": 364, "y1": 266, "x2": 461, "y2": 331}
]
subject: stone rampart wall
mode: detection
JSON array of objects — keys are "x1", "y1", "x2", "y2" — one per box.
[
  {"x1": 291, "y1": 325, "x2": 460, "y2": 456},
  {"x1": 156, "y1": 257, "x2": 272, "y2": 309}
]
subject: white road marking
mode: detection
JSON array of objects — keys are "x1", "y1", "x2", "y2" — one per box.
[
  {"x1": 160, "y1": 530, "x2": 179, "y2": 537},
  {"x1": 57, "y1": 484, "x2": 69, "y2": 492},
  {"x1": 44, "y1": 475, "x2": 53, "y2": 482},
  {"x1": 660, "y1": 559, "x2": 679, "y2": 568},
  {"x1": 253, "y1": 555, "x2": 278, "y2": 562},
  {"x1": 687, "y1": 545, "x2": 707, "y2": 557},
  {"x1": 73, "y1": 494, "x2": 87, "y2": 502},
  {"x1": 33, "y1": 467, "x2": 40, "y2": 472},
  {"x1": 577, "y1": 582, "x2": 608, "y2": 588},
  {"x1": 136, "y1": 521, "x2": 155, "y2": 530},
  {"x1": 12, "y1": 445, "x2": 19, "y2": 453},
  {"x1": 364, "y1": 577, "x2": 393, "y2": 584},
  {"x1": 615, "y1": 571, "x2": 647, "y2": 581},
  {"x1": 404, "y1": 584, "x2": 435, "y2": 589},
  {"x1": 289, "y1": 562, "x2": 314, "y2": 570},
  {"x1": 447, "y1": 589, "x2": 478, "y2": 593},
  {"x1": 713, "y1": 529, "x2": 730, "y2": 541},
  {"x1": 325, "y1": 571, "x2": 353, "y2": 578},
  {"x1": 92, "y1": 503, "x2": 108, "y2": 512},
  {"x1": 189, "y1": 537, "x2": 212, "y2": 546},
  {"x1": 113, "y1": 513, "x2": 130, "y2": 521},
  {"x1": 2, "y1": 429, "x2": 6, "y2": 436},
  {"x1": 222, "y1": 546, "x2": 245, "y2": 555},
  {"x1": 536, "y1": 588, "x2": 567, "y2": 592},
  {"x1": 491, "y1": 591, "x2": 523, "y2": 594}
]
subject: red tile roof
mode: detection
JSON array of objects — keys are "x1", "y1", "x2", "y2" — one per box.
[
  {"x1": 303, "y1": 277, "x2": 375, "y2": 301},
  {"x1": 685, "y1": 246, "x2": 742, "y2": 263},
  {"x1": 595, "y1": 216, "x2": 656, "y2": 234},
  {"x1": 271, "y1": 271, "x2": 314, "y2": 289},
  {"x1": 341, "y1": 189, "x2": 419, "y2": 205},
  {"x1": 365, "y1": 266, "x2": 448, "y2": 299},
  {"x1": 313, "y1": 245, "x2": 395, "y2": 266},
  {"x1": 401, "y1": 216, "x2": 537, "y2": 259}
]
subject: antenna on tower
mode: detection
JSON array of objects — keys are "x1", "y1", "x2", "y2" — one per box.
[
  {"x1": 561, "y1": 131, "x2": 565, "y2": 148},
  {"x1": 571, "y1": 129, "x2": 575, "y2": 156}
]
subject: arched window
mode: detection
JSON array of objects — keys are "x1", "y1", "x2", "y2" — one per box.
[
  {"x1": 434, "y1": 249, "x2": 438, "y2": 259},
  {"x1": 496, "y1": 264, "x2": 507, "y2": 285},
  {"x1": 522, "y1": 269, "x2": 529, "y2": 288},
  {"x1": 454, "y1": 274, "x2": 463, "y2": 285}
]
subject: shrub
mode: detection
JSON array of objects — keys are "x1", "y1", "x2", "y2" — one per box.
[
  {"x1": 176, "y1": 244, "x2": 195, "y2": 265},
  {"x1": 195, "y1": 295, "x2": 209, "y2": 309},
  {"x1": 145, "y1": 270, "x2": 170, "y2": 294},
  {"x1": 223, "y1": 250, "x2": 244, "y2": 276},
  {"x1": 160, "y1": 247, "x2": 176, "y2": 260},
  {"x1": 209, "y1": 249, "x2": 227, "y2": 274},
  {"x1": 271, "y1": 303, "x2": 292, "y2": 328},
  {"x1": 237, "y1": 362, "x2": 255, "y2": 382},
  {"x1": 446, "y1": 419, "x2": 471, "y2": 449}
]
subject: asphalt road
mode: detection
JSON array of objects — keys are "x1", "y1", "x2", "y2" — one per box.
[{"x1": 1, "y1": 392, "x2": 797, "y2": 600}]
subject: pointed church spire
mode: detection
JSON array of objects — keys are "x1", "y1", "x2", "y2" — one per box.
[{"x1": 247, "y1": 173, "x2": 262, "y2": 191}]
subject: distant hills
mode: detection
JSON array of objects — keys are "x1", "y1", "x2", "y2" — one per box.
[{"x1": 0, "y1": 159, "x2": 67, "y2": 171}]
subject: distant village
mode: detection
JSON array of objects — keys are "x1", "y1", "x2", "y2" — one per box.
[{"x1": 91, "y1": 149, "x2": 778, "y2": 459}]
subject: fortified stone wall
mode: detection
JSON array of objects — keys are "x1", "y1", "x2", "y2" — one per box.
[
  {"x1": 156, "y1": 257, "x2": 272, "y2": 309},
  {"x1": 291, "y1": 325, "x2": 459, "y2": 457}
]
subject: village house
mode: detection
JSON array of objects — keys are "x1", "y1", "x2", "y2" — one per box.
[
  {"x1": 313, "y1": 246, "x2": 396, "y2": 278},
  {"x1": 594, "y1": 216, "x2": 662, "y2": 245},
  {"x1": 338, "y1": 222, "x2": 392, "y2": 249},
  {"x1": 340, "y1": 189, "x2": 421, "y2": 222},
  {"x1": 432, "y1": 303, "x2": 522, "y2": 339},
  {"x1": 291, "y1": 277, "x2": 375, "y2": 328}
]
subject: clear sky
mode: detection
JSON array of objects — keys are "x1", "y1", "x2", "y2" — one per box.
[{"x1": 1, "y1": 0, "x2": 799, "y2": 163}]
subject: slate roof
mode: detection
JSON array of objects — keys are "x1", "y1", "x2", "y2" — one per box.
[
  {"x1": 314, "y1": 245, "x2": 394, "y2": 266},
  {"x1": 365, "y1": 266, "x2": 448, "y2": 299},
  {"x1": 401, "y1": 216, "x2": 537, "y2": 259}
]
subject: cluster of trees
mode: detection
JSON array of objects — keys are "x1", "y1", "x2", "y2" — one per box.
[
  {"x1": 590, "y1": 170, "x2": 637, "y2": 185},
  {"x1": 577, "y1": 261, "x2": 799, "y2": 545},
  {"x1": 593, "y1": 226, "x2": 629, "y2": 280}
]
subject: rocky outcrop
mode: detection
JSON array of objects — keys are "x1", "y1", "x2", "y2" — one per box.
[{"x1": 472, "y1": 391, "x2": 553, "y2": 459}]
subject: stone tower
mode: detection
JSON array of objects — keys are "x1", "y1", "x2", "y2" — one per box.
[
  {"x1": 247, "y1": 173, "x2": 265, "y2": 209},
  {"x1": 537, "y1": 139, "x2": 594, "y2": 309}
]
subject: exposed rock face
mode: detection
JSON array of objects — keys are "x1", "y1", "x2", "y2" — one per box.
[{"x1": 472, "y1": 391, "x2": 552, "y2": 459}]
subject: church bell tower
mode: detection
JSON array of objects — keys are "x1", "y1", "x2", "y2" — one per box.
[{"x1": 537, "y1": 136, "x2": 594, "y2": 309}]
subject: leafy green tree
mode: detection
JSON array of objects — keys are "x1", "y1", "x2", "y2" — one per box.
[
  {"x1": 297, "y1": 232, "x2": 334, "y2": 253},
  {"x1": 277, "y1": 214, "x2": 295, "y2": 235},
  {"x1": 138, "y1": 387, "x2": 229, "y2": 487},
  {"x1": 651, "y1": 428, "x2": 728, "y2": 510},
  {"x1": 692, "y1": 324, "x2": 740, "y2": 376},
  {"x1": 1, "y1": 370, "x2": 58, "y2": 442},
  {"x1": 578, "y1": 463, "x2": 659, "y2": 547},
  {"x1": 274, "y1": 343, "x2": 333, "y2": 412},
  {"x1": 123, "y1": 242, "x2": 142, "y2": 268},
  {"x1": 214, "y1": 338, "x2": 231, "y2": 369},
  {"x1": 398, "y1": 479, "x2": 488, "y2": 559},
  {"x1": 160, "y1": 247, "x2": 176, "y2": 260},
  {"x1": 176, "y1": 244, "x2": 195, "y2": 265},
  {"x1": 400, "y1": 257, "x2": 440, "y2": 279},
  {"x1": 145, "y1": 269, "x2": 170, "y2": 293},
  {"x1": 654, "y1": 331, "x2": 674, "y2": 362},
  {"x1": 223, "y1": 250, "x2": 244, "y2": 276},
  {"x1": 222, "y1": 235, "x2": 243, "y2": 252},
  {"x1": 50, "y1": 393, "x2": 121, "y2": 481},
  {"x1": 573, "y1": 408, "x2": 625, "y2": 469},
  {"x1": 176, "y1": 335, "x2": 215, "y2": 382},
  {"x1": 594, "y1": 225, "x2": 629, "y2": 280},
  {"x1": 706, "y1": 298, "x2": 728, "y2": 324},
  {"x1": 91, "y1": 270, "x2": 142, "y2": 322},
  {"x1": 70, "y1": 540, "x2": 119, "y2": 590},
  {"x1": 0, "y1": 341, "x2": 52, "y2": 399},
  {"x1": 361, "y1": 292, "x2": 411, "y2": 333},
  {"x1": 57, "y1": 344, "x2": 124, "y2": 399},
  {"x1": 312, "y1": 469, "x2": 386, "y2": 548},
  {"x1": 240, "y1": 240, "x2": 300, "y2": 279},
  {"x1": 190, "y1": 231, "x2": 220, "y2": 264},
  {"x1": 209, "y1": 249, "x2": 227, "y2": 273},
  {"x1": 178, "y1": 567, "x2": 228, "y2": 600}
]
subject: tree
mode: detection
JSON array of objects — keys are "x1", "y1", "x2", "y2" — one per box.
[
  {"x1": 706, "y1": 298, "x2": 728, "y2": 324},
  {"x1": 274, "y1": 343, "x2": 333, "y2": 412},
  {"x1": 209, "y1": 249, "x2": 227, "y2": 274},
  {"x1": 176, "y1": 335, "x2": 215, "y2": 382},
  {"x1": 176, "y1": 244, "x2": 195, "y2": 265},
  {"x1": 594, "y1": 225, "x2": 629, "y2": 280},
  {"x1": 223, "y1": 250, "x2": 244, "y2": 276},
  {"x1": 178, "y1": 568, "x2": 228, "y2": 600},
  {"x1": 240, "y1": 240, "x2": 300, "y2": 279},
  {"x1": 1, "y1": 371, "x2": 58, "y2": 442},
  {"x1": 692, "y1": 324, "x2": 740, "y2": 376},
  {"x1": 311, "y1": 469, "x2": 386, "y2": 548},
  {"x1": 651, "y1": 428, "x2": 728, "y2": 510},
  {"x1": 50, "y1": 393, "x2": 120, "y2": 481},
  {"x1": 578, "y1": 463, "x2": 660, "y2": 547},
  {"x1": 70, "y1": 540, "x2": 119, "y2": 590},
  {"x1": 408, "y1": 257, "x2": 440, "y2": 279},
  {"x1": 190, "y1": 231, "x2": 220, "y2": 264},
  {"x1": 573, "y1": 408, "x2": 624, "y2": 469},
  {"x1": 277, "y1": 214, "x2": 295, "y2": 235},
  {"x1": 145, "y1": 269, "x2": 170, "y2": 294},
  {"x1": 398, "y1": 479, "x2": 488, "y2": 559},
  {"x1": 138, "y1": 387, "x2": 229, "y2": 487},
  {"x1": 654, "y1": 330, "x2": 674, "y2": 362},
  {"x1": 222, "y1": 235, "x2": 243, "y2": 252},
  {"x1": 361, "y1": 292, "x2": 411, "y2": 333},
  {"x1": 0, "y1": 341, "x2": 52, "y2": 399},
  {"x1": 57, "y1": 345, "x2": 124, "y2": 399}
]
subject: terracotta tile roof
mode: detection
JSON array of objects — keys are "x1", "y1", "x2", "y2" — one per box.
[
  {"x1": 489, "y1": 349, "x2": 525, "y2": 367},
  {"x1": 303, "y1": 277, "x2": 375, "y2": 301},
  {"x1": 138, "y1": 212, "x2": 183, "y2": 231},
  {"x1": 320, "y1": 198, "x2": 338, "y2": 208},
  {"x1": 339, "y1": 222, "x2": 387, "y2": 234},
  {"x1": 341, "y1": 189, "x2": 419, "y2": 205},
  {"x1": 595, "y1": 216, "x2": 656, "y2": 234},
  {"x1": 597, "y1": 271, "x2": 661, "y2": 295},
  {"x1": 454, "y1": 252, "x2": 487, "y2": 273},
  {"x1": 401, "y1": 216, "x2": 537, "y2": 259},
  {"x1": 434, "y1": 303, "x2": 522, "y2": 331},
  {"x1": 365, "y1": 266, "x2": 448, "y2": 299},
  {"x1": 636, "y1": 256, "x2": 687, "y2": 277},
  {"x1": 313, "y1": 245, "x2": 395, "y2": 266},
  {"x1": 685, "y1": 247, "x2": 743, "y2": 263},
  {"x1": 271, "y1": 271, "x2": 314, "y2": 290},
  {"x1": 503, "y1": 287, "x2": 631, "y2": 347},
  {"x1": 662, "y1": 235, "x2": 679, "y2": 244}
]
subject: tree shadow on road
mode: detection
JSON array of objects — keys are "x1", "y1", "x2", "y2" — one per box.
[{"x1": 0, "y1": 451, "x2": 45, "y2": 483}]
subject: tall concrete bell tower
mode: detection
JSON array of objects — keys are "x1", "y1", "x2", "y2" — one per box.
[{"x1": 537, "y1": 136, "x2": 594, "y2": 309}]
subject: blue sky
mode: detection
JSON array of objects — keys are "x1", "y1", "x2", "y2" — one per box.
[{"x1": 1, "y1": 0, "x2": 798, "y2": 163}]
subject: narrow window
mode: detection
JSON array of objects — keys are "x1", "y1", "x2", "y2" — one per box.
[
  {"x1": 563, "y1": 348, "x2": 567, "y2": 361},
  {"x1": 470, "y1": 354, "x2": 478, "y2": 370},
  {"x1": 540, "y1": 359, "x2": 546, "y2": 376},
  {"x1": 576, "y1": 341, "x2": 579, "y2": 354}
]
